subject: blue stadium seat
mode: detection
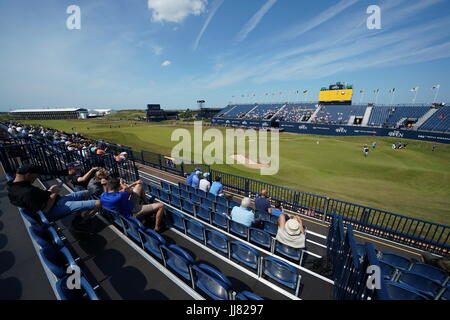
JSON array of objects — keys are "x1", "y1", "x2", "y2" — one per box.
[
  {"x1": 263, "y1": 221, "x2": 278, "y2": 237},
  {"x1": 249, "y1": 228, "x2": 272, "y2": 250},
  {"x1": 397, "y1": 271, "x2": 441, "y2": 299},
  {"x1": 275, "y1": 241, "x2": 304, "y2": 264},
  {"x1": 229, "y1": 220, "x2": 249, "y2": 240},
  {"x1": 230, "y1": 241, "x2": 260, "y2": 271},
  {"x1": 161, "y1": 181, "x2": 170, "y2": 192},
  {"x1": 159, "y1": 189, "x2": 171, "y2": 203},
  {"x1": 185, "y1": 219, "x2": 206, "y2": 242},
  {"x1": 29, "y1": 225, "x2": 64, "y2": 249},
  {"x1": 207, "y1": 192, "x2": 216, "y2": 202},
  {"x1": 120, "y1": 216, "x2": 144, "y2": 243},
  {"x1": 201, "y1": 198, "x2": 214, "y2": 211},
  {"x1": 161, "y1": 244, "x2": 194, "y2": 282},
  {"x1": 205, "y1": 229, "x2": 229, "y2": 255},
  {"x1": 56, "y1": 276, "x2": 99, "y2": 300},
  {"x1": 190, "y1": 193, "x2": 202, "y2": 205},
  {"x1": 196, "y1": 205, "x2": 212, "y2": 223},
  {"x1": 211, "y1": 211, "x2": 230, "y2": 230},
  {"x1": 236, "y1": 291, "x2": 264, "y2": 300},
  {"x1": 256, "y1": 210, "x2": 270, "y2": 222},
  {"x1": 379, "y1": 261, "x2": 397, "y2": 280},
  {"x1": 170, "y1": 195, "x2": 182, "y2": 209},
  {"x1": 39, "y1": 247, "x2": 78, "y2": 279},
  {"x1": 167, "y1": 208, "x2": 186, "y2": 232},
  {"x1": 196, "y1": 189, "x2": 208, "y2": 198},
  {"x1": 36, "y1": 210, "x2": 52, "y2": 225},
  {"x1": 139, "y1": 229, "x2": 166, "y2": 260},
  {"x1": 409, "y1": 263, "x2": 448, "y2": 285},
  {"x1": 385, "y1": 281, "x2": 428, "y2": 300},
  {"x1": 181, "y1": 199, "x2": 196, "y2": 216},
  {"x1": 169, "y1": 184, "x2": 180, "y2": 195},
  {"x1": 439, "y1": 284, "x2": 450, "y2": 300},
  {"x1": 19, "y1": 207, "x2": 42, "y2": 226},
  {"x1": 214, "y1": 203, "x2": 228, "y2": 215},
  {"x1": 263, "y1": 256, "x2": 301, "y2": 296},
  {"x1": 380, "y1": 252, "x2": 411, "y2": 271},
  {"x1": 179, "y1": 189, "x2": 190, "y2": 200},
  {"x1": 216, "y1": 196, "x2": 228, "y2": 207},
  {"x1": 192, "y1": 264, "x2": 233, "y2": 300},
  {"x1": 178, "y1": 182, "x2": 187, "y2": 191},
  {"x1": 102, "y1": 208, "x2": 123, "y2": 229},
  {"x1": 149, "y1": 184, "x2": 160, "y2": 198}
]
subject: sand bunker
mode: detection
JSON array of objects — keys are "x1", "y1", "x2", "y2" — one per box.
[{"x1": 229, "y1": 154, "x2": 271, "y2": 169}]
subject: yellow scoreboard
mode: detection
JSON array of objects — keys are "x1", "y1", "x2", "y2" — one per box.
[{"x1": 319, "y1": 89, "x2": 353, "y2": 103}]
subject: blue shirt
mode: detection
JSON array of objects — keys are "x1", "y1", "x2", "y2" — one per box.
[
  {"x1": 271, "y1": 208, "x2": 283, "y2": 217},
  {"x1": 255, "y1": 197, "x2": 271, "y2": 213},
  {"x1": 186, "y1": 171, "x2": 196, "y2": 186},
  {"x1": 191, "y1": 175, "x2": 200, "y2": 188},
  {"x1": 209, "y1": 181, "x2": 223, "y2": 196},
  {"x1": 231, "y1": 206, "x2": 255, "y2": 227},
  {"x1": 101, "y1": 191, "x2": 133, "y2": 217}
]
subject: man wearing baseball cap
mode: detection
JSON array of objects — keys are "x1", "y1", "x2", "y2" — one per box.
[
  {"x1": 191, "y1": 170, "x2": 202, "y2": 188},
  {"x1": 8, "y1": 164, "x2": 101, "y2": 224},
  {"x1": 199, "y1": 172, "x2": 211, "y2": 193},
  {"x1": 185, "y1": 167, "x2": 201, "y2": 186},
  {"x1": 276, "y1": 214, "x2": 306, "y2": 249}
]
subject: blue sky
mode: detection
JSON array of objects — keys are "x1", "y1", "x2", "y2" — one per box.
[{"x1": 1, "y1": 0, "x2": 450, "y2": 110}]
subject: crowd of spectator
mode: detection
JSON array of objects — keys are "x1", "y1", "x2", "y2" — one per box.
[{"x1": 5, "y1": 122, "x2": 166, "y2": 233}]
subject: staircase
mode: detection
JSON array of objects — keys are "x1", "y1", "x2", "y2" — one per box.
[
  {"x1": 414, "y1": 108, "x2": 438, "y2": 130},
  {"x1": 307, "y1": 105, "x2": 321, "y2": 123},
  {"x1": 347, "y1": 116, "x2": 356, "y2": 125},
  {"x1": 361, "y1": 106, "x2": 373, "y2": 126}
]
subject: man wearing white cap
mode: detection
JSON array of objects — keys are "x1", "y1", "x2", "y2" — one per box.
[
  {"x1": 199, "y1": 172, "x2": 211, "y2": 192},
  {"x1": 276, "y1": 215, "x2": 306, "y2": 248},
  {"x1": 191, "y1": 170, "x2": 202, "y2": 188}
]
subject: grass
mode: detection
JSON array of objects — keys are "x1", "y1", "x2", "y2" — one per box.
[{"x1": 22, "y1": 119, "x2": 450, "y2": 226}]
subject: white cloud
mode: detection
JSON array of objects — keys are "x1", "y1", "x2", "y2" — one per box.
[
  {"x1": 152, "y1": 45, "x2": 163, "y2": 55},
  {"x1": 148, "y1": 0, "x2": 207, "y2": 23},
  {"x1": 193, "y1": 0, "x2": 225, "y2": 50},
  {"x1": 161, "y1": 60, "x2": 172, "y2": 67},
  {"x1": 235, "y1": 0, "x2": 277, "y2": 42}
]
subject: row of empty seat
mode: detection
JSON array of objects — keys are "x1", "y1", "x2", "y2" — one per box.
[
  {"x1": 19, "y1": 207, "x2": 100, "y2": 300},
  {"x1": 378, "y1": 251, "x2": 449, "y2": 300},
  {"x1": 103, "y1": 208, "x2": 303, "y2": 299}
]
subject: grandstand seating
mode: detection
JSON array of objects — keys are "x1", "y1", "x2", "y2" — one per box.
[
  {"x1": 243, "y1": 104, "x2": 284, "y2": 120},
  {"x1": 419, "y1": 106, "x2": 450, "y2": 132},
  {"x1": 275, "y1": 104, "x2": 316, "y2": 122},
  {"x1": 217, "y1": 104, "x2": 256, "y2": 119},
  {"x1": 313, "y1": 105, "x2": 367, "y2": 124}
]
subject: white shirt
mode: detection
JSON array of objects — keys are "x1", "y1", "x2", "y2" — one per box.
[{"x1": 199, "y1": 179, "x2": 211, "y2": 192}]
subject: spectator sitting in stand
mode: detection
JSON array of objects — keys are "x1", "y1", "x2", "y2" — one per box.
[
  {"x1": 191, "y1": 170, "x2": 202, "y2": 188},
  {"x1": 186, "y1": 167, "x2": 201, "y2": 186},
  {"x1": 255, "y1": 189, "x2": 272, "y2": 217},
  {"x1": 199, "y1": 172, "x2": 211, "y2": 193},
  {"x1": 115, "y1": 152, "x2": 127, "y2": 163},
  {"x1": 7, "y1": 164, "x2": 101, "y2": 229},
  {"x1": 271, "y1": 200, "x2": 284, "y2": 217},
  {"x1": 101, "y1": 178, "x2": 165, "y2": 231},
  {"x1": 66, "y1": 162, "x2": 99, "y2": 191},
  {"x1": 209, "y1": 176, "x2": 224, "y2": 197},
  {"x1": 87, "y1": 169, "x2": 110, "y2": 198},
  {"x1": 276, "y1": 214, "x2": 306, "y2": 249},
  {"x1": 230, "y1": 197, "x2": 257, "y2": 227}
]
